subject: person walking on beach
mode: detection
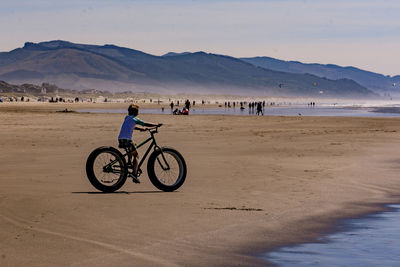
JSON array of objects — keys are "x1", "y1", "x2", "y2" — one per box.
[
  {"x1": 185, "y1": 99, "x2": 191, "y2": 110},
  {"x1": 256, "y1": 102, "x2": 263, "y2": 115},
  {"x1": 118, "y1": 104, "x2": 161, "y2": 183}
]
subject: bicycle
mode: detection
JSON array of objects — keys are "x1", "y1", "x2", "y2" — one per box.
[{"x1": 86, "y1": 125, "x2": 187, "y2": 193}]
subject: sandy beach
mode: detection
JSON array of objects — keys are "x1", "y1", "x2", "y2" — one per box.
[{"x1": 1, "y1": 102, "x2": 400, "y2": 266}]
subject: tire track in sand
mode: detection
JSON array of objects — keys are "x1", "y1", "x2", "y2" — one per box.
[{"x1": 0, "y1": 213, "x2": 176, "y2": 266}]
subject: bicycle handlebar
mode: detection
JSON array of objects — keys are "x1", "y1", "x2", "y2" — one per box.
[{"x1": 146, "y1": 123, "x2": 163, "y2": 133}]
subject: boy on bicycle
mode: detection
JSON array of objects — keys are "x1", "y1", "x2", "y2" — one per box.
[{"x1": 118, "y1": 104, "x2": 160, "y2": 183}]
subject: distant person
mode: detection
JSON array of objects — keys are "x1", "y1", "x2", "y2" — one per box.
[
  {"x1": 182, "y1": 107, "x2": 189, "y2": 115},
  {"x1": 118, "y1": 104, "x2": 161, "y2": 183},
  {"x1": 172, "y1": 107, "x2": 189, "y2": 115},
  {"x1": 170, "y1": 102, "x2": 174, "y2": 110},
  {"x1": 185, "y1": 99, "x2": 191, "y2": 110},
  {"x1": 256, "y1": 102, "x2": 263, "y2": 115}
]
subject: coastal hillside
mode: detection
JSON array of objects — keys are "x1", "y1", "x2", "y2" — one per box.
[
  {"x1": 0, "y1": 40, "x2": 375, "y2": 97},
  {"x1": 0, "y1": 80, "x2": 97, "y2": 95},
  {"x1": 241, "y1": 56, "x2": 400, "y2": 94}
]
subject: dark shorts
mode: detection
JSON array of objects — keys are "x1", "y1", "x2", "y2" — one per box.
[{"x1": 118, "y1": 139, "x2": 136, "y2": 152}]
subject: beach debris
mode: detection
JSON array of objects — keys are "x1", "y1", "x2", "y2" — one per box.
[
  {"x1": 203, "y1": 207, "x2": 263, "y2": 211},
  {"x1": 56, "y1": 108, "x2": 76, "y2": 113}
]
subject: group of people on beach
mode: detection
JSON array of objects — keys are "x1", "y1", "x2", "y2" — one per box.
[
  {"x1": 171, "y1": 99, "x2": 192, "y2": 115},
  {"x1": 224, "y1": 101, "x2": 266, "y2": 115},
  {"x1": 1, "y1": 96, "x2": 30, "y2": 102},
  {"x1": 0, "y1": 95, "x2": 86, "y2": 103},
  {"x1": 167, "y1": 99, "x2": 274, "y2": 116}
]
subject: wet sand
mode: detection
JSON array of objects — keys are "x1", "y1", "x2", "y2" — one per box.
[{"x1": 1, "y1": 102, "x2": 400, "y2": 266}]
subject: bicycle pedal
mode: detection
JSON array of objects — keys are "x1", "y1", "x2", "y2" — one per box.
[
  {"x1": 128, "y1": 173, "x2": 140, "y2": 184},
  {"x1": 132, "y1": 177, "x2": 140, "y2": 184},
  {"x1": 136, "y1": 169, "x2": 142, "y2": 177}
]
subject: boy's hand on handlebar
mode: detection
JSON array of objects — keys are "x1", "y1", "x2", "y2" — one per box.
[{"x1": 137, "y1": 124, "x2": 162, "y2": 132}]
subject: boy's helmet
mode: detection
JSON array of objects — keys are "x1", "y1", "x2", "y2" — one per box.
[{"x1": 128, "y1": 104, "x2": 139, "y2": 116}]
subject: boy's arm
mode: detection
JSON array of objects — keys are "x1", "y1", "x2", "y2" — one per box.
[
  {"x1": 134, "y1": 126, "x2": 147, "y2": 132},
  {"x1": 134, "y1": 121, "x2": 162, "y2": 132},
  {"x1": 135, "y1": 118, "x2": 159, "y2": 129},
  {"x1": 143, "y1": 122, "x2": 159, "y2": 127}
]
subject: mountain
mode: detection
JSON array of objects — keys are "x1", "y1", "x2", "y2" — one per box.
[
  {"x1": 0, "y1": 40, "x2": 375, "y2": 97},
  {"x1": 163, "y1": 52, "x2": 191, "y2": 57},
  {"x1": 241, "y1": 56, "x2": 400, "y2": 95}
]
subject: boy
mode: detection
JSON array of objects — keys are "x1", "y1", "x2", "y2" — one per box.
[{"x1": 118, "y1": 104, "x2": 160, "y2": 183}]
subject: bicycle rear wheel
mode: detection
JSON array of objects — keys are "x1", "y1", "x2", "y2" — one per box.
[
  {"x1": 86, "y1": 146, "x2": 127, "y2": 192},
  {"x1": 147, "y1": 147, "x2": 187, "y2": 192}
]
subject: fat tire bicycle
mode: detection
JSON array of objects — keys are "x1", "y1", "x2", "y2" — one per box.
[{"x1": 86, "y1": 125, "x2": 187, "y2": 193}]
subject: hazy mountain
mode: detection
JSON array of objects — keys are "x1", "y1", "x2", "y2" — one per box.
[
  {"x1": 163, "y1": 52, "x2": 191, "y2": 57},
  {"x1": 241, "y1": 56, "x2": 400, "y2": 94},
  {"x1": 0, "y1": 40, "x2": 375, "y2": 97}
]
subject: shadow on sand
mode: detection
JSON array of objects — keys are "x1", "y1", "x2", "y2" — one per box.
[{"x1": 71, "y1": 190, "x2": 169, "y2": 194}]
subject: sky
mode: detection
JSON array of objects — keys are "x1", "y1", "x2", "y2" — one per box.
[{"x1": 0, "y1": 0, "x2": 399, "y2": 76}]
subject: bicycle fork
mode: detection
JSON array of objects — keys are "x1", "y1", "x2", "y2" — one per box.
[{"x1": 155, "y1": 146, "x2": 171, "y2": 171}]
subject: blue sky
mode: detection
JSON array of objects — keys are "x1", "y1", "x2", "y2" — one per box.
[{"x1": 0, "y1": 0, "x2": 399, "y2": 75}]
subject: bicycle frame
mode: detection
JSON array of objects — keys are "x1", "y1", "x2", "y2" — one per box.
[{"x1": 104, "y1": 128, "x2": 170, "y2": 176}]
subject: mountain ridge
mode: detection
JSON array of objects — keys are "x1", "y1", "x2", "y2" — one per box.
[
  {"x1": 0, "y1": 41, "x2": 376, "y2": 97},
  {"x1": 241, "y1": 56, "x2": 400, "y2": 94}
]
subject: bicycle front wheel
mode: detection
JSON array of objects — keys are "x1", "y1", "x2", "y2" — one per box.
[
  {"x1": 86, "y1": 146, "x2": 128, "y2": 193},
  {"x1": 147, "y1": 147, "x2": 187, "y2": 192}
]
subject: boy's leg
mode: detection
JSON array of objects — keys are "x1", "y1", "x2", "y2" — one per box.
[
  {"x1": 131, "y1": 150, "x2": 139, "y2": 174},
  {"x1": 129, "y1": 150, "x2": 141, "y2": 183},
  {"x1": 127, "y1": 152, "x2": 132, "y2": 167}
]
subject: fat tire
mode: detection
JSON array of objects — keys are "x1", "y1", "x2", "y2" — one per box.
[
  {"x1": 86, "y1": 146, "x2": 127, "y2": 193},
  {"x1": 147, "y1": 147, "x2": 187, "y2": 192}
]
